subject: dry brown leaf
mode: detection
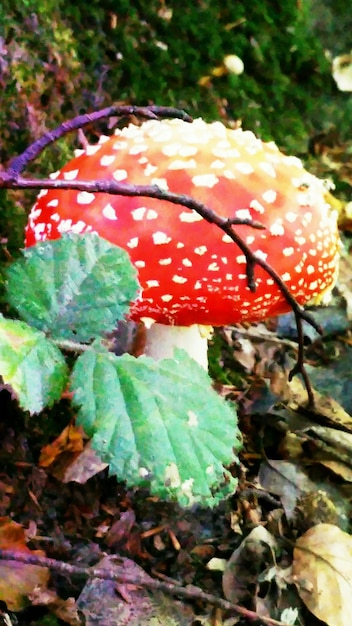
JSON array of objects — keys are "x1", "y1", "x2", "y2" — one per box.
[
  {"x1": 62, "y1": 442, "x2": 108, "y2": 484},
  {"x1": 288, "y1": 378, "x2": 352, "y2": 433},
  {"x1": 76, "y1": 555, "x2": 194, "y2": 625},
  {"x1": 293, "y1": 523, "x2": 352, "y2": 626},
  {"x1": 39, "y1": 423, "x2": 85, "y2": 467},
  {"x1": 222, "y1": 526, "x2": 278, "y2": 604},
  {"x1": 0, "y1": 517, "x2": 50, "y2": 611},
  {"x1": 29, "y1": 587, "x2": 81, "y2": 626},
  {"x1": 318, "y1": 460, "x2": 352, "y2": 482}
]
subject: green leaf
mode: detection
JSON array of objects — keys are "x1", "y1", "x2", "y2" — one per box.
[
  {"x1": 6, "y1": 233, "x2": 139, "y2": 342},
  {"x1": 71, "y1": 345, "x2": 241, "y2": 507},
  {"x1": 0, "y1": 315, "x2": 69, "y2": 414}
]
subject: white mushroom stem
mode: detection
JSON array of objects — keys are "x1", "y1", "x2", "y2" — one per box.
[{"x1": 143, "y1": 323, "x2": 209, "y2": 369}]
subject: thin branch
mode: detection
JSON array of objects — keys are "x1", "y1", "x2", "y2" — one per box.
[
  {"x1": 7, "y1": 105, "x2": 193, "y2": 175},
  {"x1": 0, "y1": 549, "x2": 292, "y2": 626}
]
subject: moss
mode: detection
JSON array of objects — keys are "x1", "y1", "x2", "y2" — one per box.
[{"x1": 0, "y1": 0, "x2": 349, "y2": 261}]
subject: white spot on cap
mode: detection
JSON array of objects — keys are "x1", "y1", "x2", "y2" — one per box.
[
  {"x1": 254, "y1": 250, "x2": 268, "y2": 261},
  {"x1": 285, "y1": 212, "x2": 298, "y2": 223},
  {"x1": 100, "y1": 155, "x2": 116, "y2": 167},
  {"x1": 282, "y1": 272, "x2": 291, "y2": 281},
  {"x1": 144, "y1": 163, "x2": 158, "y2": 176},
  {"x1": 307, "y1": 265, "x2": 315, "y2": 275},
  {"x1": 262, "y1": 190, "x2": 277, "y2": 203},
  {"x1": 246, "y1": 235, "x2": 255, "y2": 244},
  {"x1": 132, "y1": 207, "x2": 146, "y2": 221},
  {"x1": 208, "y1": 262, "x2": 219, "y2": 271},
  {"x1": 194, "y1": 246, "x2": 207, "y2": 255},
  {"x1": 283, "y1": 155, "x2": 303, "y2": 168},
  {"x1": 159, "y1": 258, "x2": 172, "y2": 265},
  {"x1": 47, "y1": 199, "x2": 59, "y2": 207},
  {"x1": 161, "y1": 143, "x2": 179, "y2": 157},
  {"x1": 98, "y1": 135, "x2": 110, "y2": 144},
  {"x1": 72, "y1": 221, "x2": 88, "y2": 233},
  {"x1": 210, "y1": 159, "x2": 225, "y2": 169},
  {"x1": 179, "y1": 211, "x2": 203, "y2": 223},
  {"x1": 194, "y1": 281, "x2": 202, "y2": 289},
  {"x1": 102, "y1": 203, "x2": 118, "y2": 220},
  {"x1": 146, "y1": 280, "x2": 159, "y2": 288},
  {"x1": 180, "y1": 146, "x2": 198, "y2": 157},
  {"x1": 129, "y1": 144, "x2": 148, "y2": 155},
  {"x1": 151, "y1": 178, "x2": 169, "y2": 189},
  {"x1": 259, "y1": 162, "x2": 277, "y2": 177},
  {"x1": 222, "y1": 234, "x2": 233, "y2": 243},
  {"x1": 236, "y1": 209, "x2": 252, "y2": 220},
  {"x1": 223, "y1": 170, "x2": 236, "y2": 179},
  {"x1": 168, "y1": 158, "x2": 197, "y2": 170},
  {"x1": 86, "y1": 144, "x2": 101, "y2": 156},
  {"x1": 131, "y1": 207, "x2": 158, "y2": 221},
  {"x1": 249, "y1": 199, "x2": 265, "y2": 214},
  {"x1": 112, "y1": 169, "x2": 128, "y2": 181},
  {"x1": 152, "y1": 232, "x2": 172, "y2": 245},
  {"x1": 226, "y1": 273, "x2": 233, "y2": 280},
  {"x1": 161, "y1": 294, "x2": 173, "y2": 302},
  {"x1": 49, "y1": 171, "x2": 60, "y2": 180},
  {"x1": 283, "y1": 247, "x2": 294, "y2": 256},
  {"x1": 191, "y1": 174, "x2": 219, "y2": 188},
  {"x1": 50, "y1": 213, "x2": 60, "y2": 221},
  {"x1": 270, "y1": 223, "x2": 285, "y2": 236},
  {"x1": 182, "y1": 258, "x2": 192, "y2": 267},
  {"x1": 176, "y1": 242, "x2": 185, "y2": 248},
  {"x1": 37, "y1": 190, "x2": 48, "y2": 198},
  {"x1": 235, "y1": 162, "x2": 254, "y2": 174},
  {"x1": 58, "y1": 219, "x2": 73, "y2": 233},
  {"x1": 172, "y1": 275, "x2": 187, "y2": 284},
  {"x1": 112, "y1": 140, "x2": 128, "y2": 150},
  {"x1": 127, "y1": 237, "x2": 139, "y2": 248},
  {"x1": 63, "y1": 169, "x2": 79, "y2": 180},
  {"x1": 77, "y1": 191, "x2": 95, "y2": 205},
  {"x1": 309, "y1": 280, "x2": 318, "y2": 290},
  {"x1": 135, "y1": 260, "x2": 145, "y2": 268},
  {"x1": 236, "y1": 255, "x2": 246, "y2": 264},
  {"x1": 141, "y1": 317, "x2": 156, "y2": 329}
]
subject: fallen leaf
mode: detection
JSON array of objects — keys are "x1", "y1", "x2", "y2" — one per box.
[
  {"x1": 76, "y1": 555, "x2": 194, "y2": 625},
  {"x1": 0, "y1": 518, "x2": 49, "y2": 611},
  {"x1": 222, "y1": 526, "x2": 277, "y2": 604},
  {"x1": 293, "y1": 523, "x2": 352, "y2": 626},
  {"x1": 39, "y1": 423, "x2": 85, "y2": 467}
]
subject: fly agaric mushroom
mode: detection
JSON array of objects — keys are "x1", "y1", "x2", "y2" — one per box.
[{"x1": 25, "y1": 118, "x2": 340, "y2": 367}]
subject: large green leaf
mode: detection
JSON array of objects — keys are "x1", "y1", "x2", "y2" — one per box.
[
  {"x1": 71, "y1": 344, "x2": 241, "y2": 507},
  {"x1": 6, "y1": 233, "x2": 139, "y2": 342},
  {"x1": 0, "y1": 315, "x2": 68, "y2": 414}
]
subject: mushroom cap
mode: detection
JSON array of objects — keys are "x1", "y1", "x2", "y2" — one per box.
[{"x1": 26, "y1": 118, "x2": 340, "y2": 326}]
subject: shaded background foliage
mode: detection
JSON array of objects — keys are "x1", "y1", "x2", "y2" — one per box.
[{"x1": 0, "y1": 0, "x2": 351, "y2": 261}]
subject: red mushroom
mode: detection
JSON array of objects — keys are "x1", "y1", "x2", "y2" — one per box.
[{"x1": 25, "y1": 118, "x2": 340, "y2": 367}]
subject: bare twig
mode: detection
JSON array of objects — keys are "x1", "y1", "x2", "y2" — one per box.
[
  {"x1": 0, "y1": 549, "x2": 293, "y2": 626},
  {"x1": 0, "y1": 104, "x2": 322, "y2": 401},
  {"x1": 6, "y1": 104, "x2": 192, "y2": 174}
]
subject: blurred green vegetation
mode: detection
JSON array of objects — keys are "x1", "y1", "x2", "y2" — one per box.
[{"x1": 0, "y1": 0, "x2": 351, "y2": 256}]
